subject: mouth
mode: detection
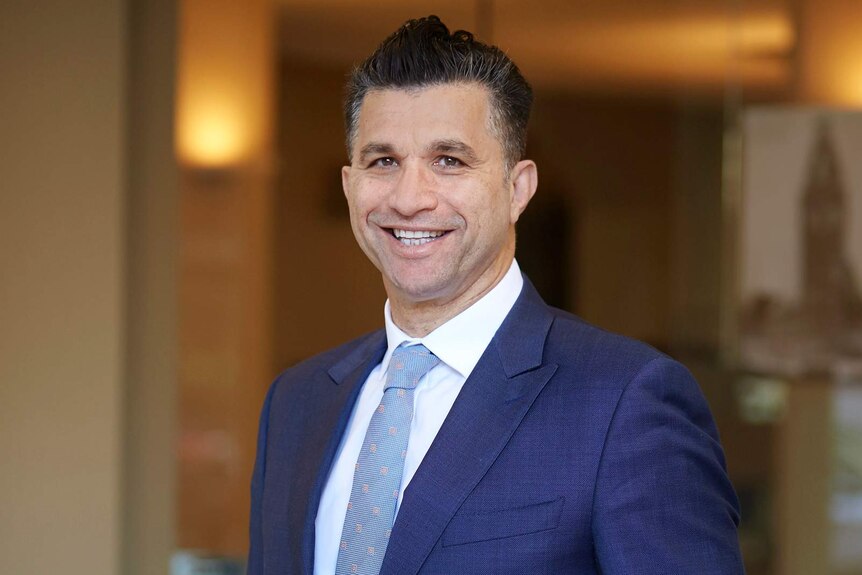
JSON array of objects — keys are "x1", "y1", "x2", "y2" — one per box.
[{"x1": 389, "y1": 228, "x2": 448, "y2": 246}]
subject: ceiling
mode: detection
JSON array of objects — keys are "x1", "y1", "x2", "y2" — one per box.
[{"x1": 277, "y1": 0, "x2": 795, "y2": 98}]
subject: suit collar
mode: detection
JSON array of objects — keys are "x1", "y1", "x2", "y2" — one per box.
[
  {"x1": 326, "y1": 270, "x2": 549, "y2": 385},
  {"x1": 493, "y1": 276, "x2": 554, "y2": 378},
  {"x1": 327, "y1": 330, "x2": 386, "y2": 384}
]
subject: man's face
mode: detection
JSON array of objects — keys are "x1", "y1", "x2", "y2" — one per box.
[{"x1": 342, "y1": 83, "x2": 535, "y2": 312}]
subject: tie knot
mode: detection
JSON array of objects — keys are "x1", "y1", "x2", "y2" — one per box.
[{"x1": 385, "y1": 344, "x2": 440, "y2": 391}]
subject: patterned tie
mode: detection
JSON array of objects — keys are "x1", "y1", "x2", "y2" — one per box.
[{"x1": 334, "y1": 344, "x2": 440, "y2": 575}]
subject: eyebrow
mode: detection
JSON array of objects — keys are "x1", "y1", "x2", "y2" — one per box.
[
  {"x1": 357, "y1": 142, "x2": 395, "y2": 164},
  {"x1": 428, "y1": 139, "x2": 479, "y2": 163}
]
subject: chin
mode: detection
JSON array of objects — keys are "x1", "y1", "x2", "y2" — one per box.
[{"x1": 388, "y1": 276, "x2": 453, "y2": 304}]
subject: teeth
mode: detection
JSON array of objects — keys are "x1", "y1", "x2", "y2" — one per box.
[
  {"x1": 392, "y1": 229, "x2": 445, "y2": 245},
  {"x1": 393, "y1": 229, "x2": 444, "y2": 239}
]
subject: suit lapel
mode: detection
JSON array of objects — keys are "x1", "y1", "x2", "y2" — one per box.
[
  {"x1": 285, "y1": 332, "x2": 387, "y2": 575},
  {"x1": 380, "y1": 280, "x2": 557, "y2": 575}
]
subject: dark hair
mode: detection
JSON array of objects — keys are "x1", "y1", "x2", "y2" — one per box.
[{"x1": 344, "y1": 15, "x2": 533, "y2": 170}]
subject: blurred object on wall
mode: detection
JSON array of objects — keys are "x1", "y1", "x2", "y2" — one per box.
[
  {"x1": 736, "y1": 374, "x2": 789, "y2": 424},
  {"x1": 739, "y1": 108, "x2": 862, "y2": 378},
  {"x1": 733, "y1": 106, "x2": 862, "y2": 574}
]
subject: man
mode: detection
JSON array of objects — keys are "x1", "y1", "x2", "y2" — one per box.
[{"x1": 249, "y1": 15, "x2": 744, "y2": 575}]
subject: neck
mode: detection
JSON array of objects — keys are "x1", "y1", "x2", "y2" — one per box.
[{"x1": 388, "y1": 255, "x2": 514, "y2": 338}]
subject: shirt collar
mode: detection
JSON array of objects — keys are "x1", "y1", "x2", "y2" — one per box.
[{"x1": 381, "y1": 259, "x2": 524, "y2": 379}]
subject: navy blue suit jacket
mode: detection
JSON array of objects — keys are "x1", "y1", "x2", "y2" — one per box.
[{"x1": 248, "y1": 278, "x2": 744, "y2": 574}]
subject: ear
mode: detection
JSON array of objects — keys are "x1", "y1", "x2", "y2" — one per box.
[
  {"x1": 341, "y1": 165, "x2": 352, "y2": 198},
  {"x1": 508, "y1": 159, "x2": 538, "y2": 224}
]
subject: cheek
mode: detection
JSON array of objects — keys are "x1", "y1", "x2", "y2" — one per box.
[
  {"x1": 345, "y1": 189, "x2": 373, "y2": 223},
  {"x1": 346, "y1": 196, "x2": 365, "y2": 220},
  {"x1": 347, "y1": 190, "x2": 386, "y2": 249},
  {"x1": 345, "y1": 193, "x2": 370, "y2": 234},
  {"x1": 466, "y1": 190, "x2": 509, "y2": 231},
  {"x1": 349, "y1": 180, "x2": 388, "y2": 214}
]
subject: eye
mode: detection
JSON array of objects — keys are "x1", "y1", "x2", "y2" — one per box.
[
  {"x1": 369, "y1": 157, "x2": 398, "y2": 169},
  {"x1": 434, "y1": 156, "x2": 463, "y2": 169}
]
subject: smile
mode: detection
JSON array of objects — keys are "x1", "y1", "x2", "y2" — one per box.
[{"x1": 390, "y1": 229, "x2": 446, "y2": 246}]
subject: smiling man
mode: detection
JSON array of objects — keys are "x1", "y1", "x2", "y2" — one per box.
[
  {"x1": 248, "y1": 16, "x2": 744, "y2": 575},
  {"x1": 343, "y1": 83, "x2": 535, "y2": 337}
]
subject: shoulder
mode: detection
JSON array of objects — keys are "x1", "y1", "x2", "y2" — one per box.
[
  {"x1": 540, "y1": 305, "x2": 724, "y2": 472},
  {"x1": 506, "y1": 277, "x2": 674, "y2": 389},
  {"x1": 541, "y1": 305, "x2": 676, "y2": 391}
]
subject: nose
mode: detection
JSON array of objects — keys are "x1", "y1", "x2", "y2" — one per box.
[{"x1": 388, "y1": 162, "x2": 438, "y2": 217}]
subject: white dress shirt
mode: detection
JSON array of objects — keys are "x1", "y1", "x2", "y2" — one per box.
[{"x1": 313, "y1": 260, "x2": 524, "y2": 575}]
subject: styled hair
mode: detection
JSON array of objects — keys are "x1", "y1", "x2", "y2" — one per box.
[{"x1": 344, "y1": 15, "x2": 533, "y2": 170}]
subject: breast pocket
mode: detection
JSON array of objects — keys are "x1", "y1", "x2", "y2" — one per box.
[{"x1": 441, "y1": 497, "x2": 565, "y2": 547}]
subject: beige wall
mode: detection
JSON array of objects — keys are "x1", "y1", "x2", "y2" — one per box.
[
  {"x1": 0, "y1": 1, "x2": 125, "y2": 573},
  {"x1": 1, "y1": 1, "x2": 177, "y2": 574}
]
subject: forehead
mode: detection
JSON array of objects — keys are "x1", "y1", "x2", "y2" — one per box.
[{"x1": 354, "y1": 84, "x2": 499, "y2": 152}]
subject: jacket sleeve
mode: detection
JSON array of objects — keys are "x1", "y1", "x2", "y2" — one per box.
[
  {"x1": 592, "y1": 356, "x2": 745, "y2": 574},
  {"x1": 248, "y1": 381, "x2": 277, "y2": 575}
]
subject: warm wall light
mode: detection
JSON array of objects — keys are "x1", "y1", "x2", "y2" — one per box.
[
  {"x1": 795, "y1": 0, "x2": 862, "y2": 107},
  {"x1": 851, "y1": 76, "x2": 862, "y2": 106},
  {"x1": 827, "y1": 52, "x2": 862, "y2": 107},
  {"x1": 175, "y1": 0, "x2": 273, "y2": 170},
  {"x1": 738, "y1": 14, "x2": 795, "y2": 57},
  {"x1": 178, "y1": 95, "x2": 248, "y2": 168}
]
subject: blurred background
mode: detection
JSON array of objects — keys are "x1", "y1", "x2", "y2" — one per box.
[{"x1": 2, "y1": 0, "x2": 862, "y2": 573}]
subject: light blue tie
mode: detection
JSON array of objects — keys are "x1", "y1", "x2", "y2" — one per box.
[{"x1": 334, "y1": 344, "x2": 440, "y2": 575}]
